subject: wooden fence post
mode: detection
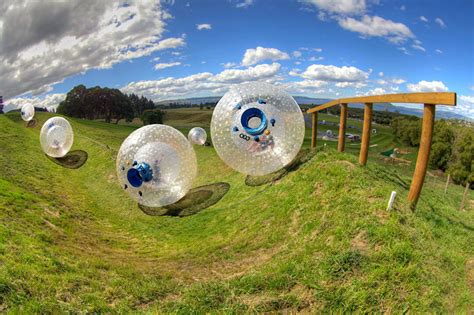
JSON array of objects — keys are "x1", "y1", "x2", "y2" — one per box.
[
  {"x1": 444, "y1": 174, "x2": 450, "y2": 194},
  {"x1": 359, "y1": 103, "x2": 373, "y2": 165},
  {"x1": 408, "y1": 104, "x2": 436, "y2": 209},
  {"x1": 311, "y1": 112, "x2": 318, "y2": 150},
  {"x1": 338, "y1": 103, "x2": 348, "y2": 152},
  {"x1": 460, "y1": 182, "x2": 470, "y2": 211}
]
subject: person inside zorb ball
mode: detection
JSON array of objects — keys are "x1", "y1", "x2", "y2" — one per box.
[
  {"x1": 40, "y1": 117, "x2": 74, "y2": 158},
  {"x1": 116, "y1": 124, "x2": 197, "y2": 207},
  {"x1": 21, "y1": 103, "x2": 35, "y2": 122},
  {"x1": 211, "y1": 82, "x2": 305, "y2": 176}
]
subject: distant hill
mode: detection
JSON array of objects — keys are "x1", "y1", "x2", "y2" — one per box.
[{"x1": 156, "y1": 95, "x2": 472, "y2": 121}]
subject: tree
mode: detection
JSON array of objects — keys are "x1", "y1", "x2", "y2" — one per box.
[
  {"x1": 448, "y1": 128, "x2": 474, "y2": 187},
  {"x1": 141, "y1": 109, "x2": 165, "y2": 125},
  {"x1": 429, "y1": 120, "x2": 455, "y2": 171}
]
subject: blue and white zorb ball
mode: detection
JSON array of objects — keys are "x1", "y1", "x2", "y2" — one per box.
[
  {"x1": 211, "y1": 82, "x2": 305, "y2": 176},
  {"x1": 21, "y1": 103, "x2": 35, "y2": 122},
  {"x1": 40, "y1": 117, "x2": 74, "y2": 158},
  {"x1": 116, "y1": 124, "x2": 197, "y2": 207}
]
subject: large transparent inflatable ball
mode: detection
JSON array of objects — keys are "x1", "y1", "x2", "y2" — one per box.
[
  {"x1": 40, "y1": 117, "x2": 74, "y2": 158},
  {"x1": 188, "y1": 127, "x2": 207, "y2": 145},
  {"x1": 211, "y1": 82, "x2": 305, "y2": 176},
  {"x1": 21, "y1": 103, "x2": 35, "y2": 122},
  {"x1": 116, "y1": 124, "x2": 198, "y2": 207}
]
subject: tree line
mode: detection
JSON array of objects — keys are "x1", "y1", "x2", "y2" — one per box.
[
  {"x1": 57, "y1": 85, "x2": 164, "y2": 124},
  {"x1": 392, "y1": 116, "x2": 473, "y2": 187}
]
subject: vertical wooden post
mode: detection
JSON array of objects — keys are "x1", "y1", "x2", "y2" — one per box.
[
  {"x1": 444, "y1": 174, "x2": 450, "y2": 194},
  {"x1": 338, "y1": 103, "x2": 348, "y2": 152},
  {"x1": 311, "y1": 112, "x2": 318, "y2": 150},
  {"x1": 460, "y1": 182, "x2": 470, "y2": 211},
  {"x1": 408, "y1": 104, "x2": 436, "y2": 209},
  {"x1": 359, "y1": 103, "x2": 373, "y2": 165}
]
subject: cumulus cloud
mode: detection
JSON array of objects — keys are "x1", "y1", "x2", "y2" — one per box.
[
  {"x1": 292, "y1": 50, "x2": 302, "y2": 58},
  {"x1": 298, "y1": 64, "x2": 369, "y2": 82},
  {"x1": 0, "y1": 0, "x2": 183, "y2": 100},
  {"x1": 241, "y1": 47, "x2": 290, "y2": 66},
  {"x1": 338, "y1": 15, "x2": 415, "y2": 44},
  {"x1": 4, "y1": 93, "x2": 66, "y2": 112},
  {"x1": 365, "y1": 87, "x2": 386, "y2": 95},
  {"x1": 154, "y1": 62, "x2": 181, "y2": 70},
  {"x1": 196, "y1": 23, "x2": 212, "y2": 30},
  {"x1": 121, "y1": 63, "x2": 282, "y2": 100},
  {"x1": 435, "y1": 17, "x2": 446, "y2": 28},
  {"x1": 221, "y1": 62, "x2": 238, "y2": 69},
  {"x1": 406, "y1": 80, "x2": 449, "y2": 92},
  {"x1": 301, "y1": 0, "x2": 366, "y2": 15}
]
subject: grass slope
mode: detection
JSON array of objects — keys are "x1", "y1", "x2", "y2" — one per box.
[{"x1": 0, "y1": 112, "x2": 472, "y2": 313}]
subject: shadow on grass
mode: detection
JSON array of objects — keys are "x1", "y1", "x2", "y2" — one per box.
[
  {"x1": 46, "y1": 150, "x2": 88, "y2": 169},
  {"x1": 138, "y1": 182, "x2": 230, "y2": 217},
  {"x1": 26, "y1": 118, "x2": 38, "y2": 128},
  {"x1": 245, "y1": 148, "x2": 317, "y2": 187}
]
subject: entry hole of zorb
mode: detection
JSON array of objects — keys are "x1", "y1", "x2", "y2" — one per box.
[{"x1": 241, "y1": 107, "x2": 267, "y2": 136}]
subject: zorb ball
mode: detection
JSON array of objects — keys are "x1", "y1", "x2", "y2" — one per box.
[
  {"x1": 188, "y1": 127, "x2": 207, "y2": 145},
  {"x1": 21, "y1": 103, "x2": 35, "y2": 121},
  {"x1": 211, "y1": 82, "x2": 305, "y2": 176},
  {"x1": 116, "y1": 124, "x2": 197, "y2": 207},
  {"x1": 40, "y1": 117, "x2": 74, "y2": 158}
]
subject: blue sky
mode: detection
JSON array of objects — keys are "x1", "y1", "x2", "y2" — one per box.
[{"x1": 1, "y1": 0, "x2": 473, "y2": 117}]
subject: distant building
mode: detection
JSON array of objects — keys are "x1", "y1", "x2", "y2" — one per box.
[{"x1": 0, "y1": 96, "x2": 4, "y2": 114}]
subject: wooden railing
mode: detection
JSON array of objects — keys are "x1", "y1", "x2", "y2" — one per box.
[{"x1": 307, "y1": 92, "x2": 457, "y2": 209}]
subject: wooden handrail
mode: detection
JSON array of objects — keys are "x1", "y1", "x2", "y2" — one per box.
[
  {"x1": 308, "y1": 92, "x2": 457, "y2": 210},
  {"x1": 307, "y1": 92, "x2": 456, "y2": 113}
]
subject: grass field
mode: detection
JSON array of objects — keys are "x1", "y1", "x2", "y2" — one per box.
[{"x1": 0, "y1": 111, "x2": 472, "y2": 313}]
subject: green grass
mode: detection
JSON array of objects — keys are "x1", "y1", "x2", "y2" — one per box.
[{"x1": 0, "y1": 111, "x2": 472, "y2": 313}]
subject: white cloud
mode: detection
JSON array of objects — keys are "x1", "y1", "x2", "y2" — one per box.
[
  {"x1": 236, "y1": 0, "x2": 253, "y2": 8},
  {"x1": 299, "y1": 64, "x2": 369, "y2": 82},
  {"x1": 400, "y1": 5, "x2": 405, "y2": 11},
  {"x1": 0, "y1": 0, "x2": 182, "y2": 100},
  {"x1": 365, "y1": 87, "x2": 386, "y2": 95},
  {"x1": 419, "y1": 16, "x2": 428, "y2": 22},
  {"x1": 221, "y1": 62, "x2": 238, "y2": 69},
  {"x1": 378, "y1": 71, "x2": 384, "y2": 77},
  {"x1": 121, "y1": 63, "x2": 282, "y2": 101},
  {"x1": 377, "y1": 78, "x2": 405, "y2": 85},
  {"x1": 435, "y1": 17, "x2": 446, "y2": 28},
  {"x1": 4, "y1": 93, "x2": 65, "y2": 112},
  {"x1": 154, "y1": 62, "x2": 181, "y2": 70},
  {"x1": 241, "y1": 46, "x2": 290, "y2": 66},
  {"x1": 309, "y1": 56, "x2": 324, "y2": 61},
  {"x1": 406, "y1": 80, "x2": 448, "y2": 92},
  {"x1": 338, "y1": 15, "x2": 415, "y2": 44},
  {"x1": 441, "y1": 95, "x2": 474, "y2": 119},
  {"x1": 398, "y1": 47, "x2": 410, "y2": 55},
  {"x1": 214, "y1": 63, "x2": 281, "y2": 82},
  {"x1": 335, "y1": 81, "x2": 367, "y2": 88},
  {"x1": 435, "y1": 49, "x2": 443, "y2": 54},
  {"x1": 295, "y1": 61, "x2": 302, "y2": 65},
  {"x1": 470, "y1": 86, "x2": 474, "y2": 91},
  {"x1": 412, "y1": 43, "x2": 426, "y2": 52},
  {"x1": 292, "y1": 50, "x2": 302, "y2": 58},
  {"x1": 301, "y1": 0, "x2": 366, "y2": 15},
  {"x1": 196, "y1": 23, "x2": 212, "y2": 30}
]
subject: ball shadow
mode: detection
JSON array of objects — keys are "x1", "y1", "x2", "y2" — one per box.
[
  {"x1": 26, "y1": 118, "x2": 38, "y2": 128},
  {"x1": 46, "y1": 150, "x2": 88, "y2": 169},
  {"x1": 138, "y1": 182, "x2": 230, "y2": 217},
  {"x1": 245, "y1": 148, "x2": 317, "y2": 186}
]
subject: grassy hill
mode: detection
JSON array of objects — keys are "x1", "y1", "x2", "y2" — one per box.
[{"x1": 0, "y1": 112, "x2": 472, "y2": 313}]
